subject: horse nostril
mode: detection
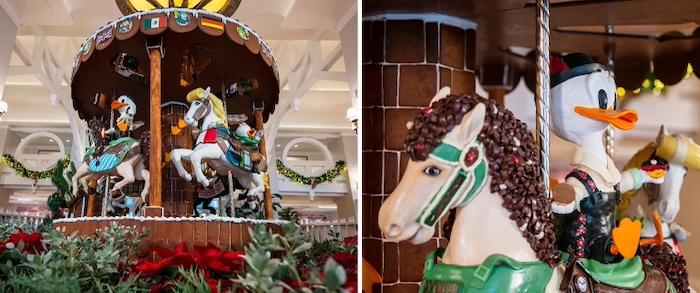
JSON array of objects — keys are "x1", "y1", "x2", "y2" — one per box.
[{"x1": 386, "y1": 224, "x2": 402, "y2": 238}]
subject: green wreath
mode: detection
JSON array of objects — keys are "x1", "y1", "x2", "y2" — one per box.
[
  {"x1": 2, "y1": 154, "x2": 70, "y2": 181},
  {"x1": 276, "y1": 159, "x2": 346, "y2": 188}
]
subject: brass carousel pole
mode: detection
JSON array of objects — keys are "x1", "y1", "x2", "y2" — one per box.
[
  {"x1": 535, "y1": 0, "x2": 552, "y2": 197},
  {"x1": 147, "y1": 38, "x2": 163, "y2": 215},
  {"x1": 254, "y1": 104, "x2": 273, "y2": 220}
]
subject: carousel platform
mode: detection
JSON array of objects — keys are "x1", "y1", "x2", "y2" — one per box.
[{"x1": 53, "y1": 216, "x2": 288, "y2": 259}]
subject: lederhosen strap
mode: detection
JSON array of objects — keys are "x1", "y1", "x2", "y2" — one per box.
[
  {"x1": 565, "y1": 169, "x2": 621, "y2": 260},
  {"x1": 565, "y1": 169, "x2": 621, "y2": 204}
]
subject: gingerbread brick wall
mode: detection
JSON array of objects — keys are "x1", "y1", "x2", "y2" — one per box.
[
  {"x1": 362, "y1": 19, "x2": 476, "y2": 293},
  {"x1": 161, "y1": 103, "x2": 194, "y2": 217},
  {"x1": 54, "y1": 219, "x2": 285, "y2": 262}
]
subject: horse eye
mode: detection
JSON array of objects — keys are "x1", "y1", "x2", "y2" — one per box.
[{"x1": 424, "y1": 166, "x2": 441, "y2": 176}]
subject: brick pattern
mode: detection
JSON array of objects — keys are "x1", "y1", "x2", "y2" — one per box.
[
  {"x1": 161, "y1": 104, "x2": 194, "y2": 217},
  {"x1": 54, "y1": 220, "x2": 284, "y2": 262},
  {"x1": 362, "y1": 19, "x2": 476, "y2": 293}
]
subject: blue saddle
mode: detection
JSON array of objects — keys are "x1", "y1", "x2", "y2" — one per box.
[
  {"x1": 225, "y1": 147, "x2": 258, "y2": 173},
  {"x1": 88, "y1": 153, "x2": 120, "y2": 173}
]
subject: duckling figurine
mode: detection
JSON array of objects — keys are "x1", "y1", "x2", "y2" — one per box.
[{"x1": 549, "y1": 53, "x2": 664, "y2": 264}]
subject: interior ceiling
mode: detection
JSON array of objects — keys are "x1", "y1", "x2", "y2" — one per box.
[
  {"x1": 363, "y1": 0, "x2": 700, "y2": 85},
  {"x1": 1, "y1": 0, "x2": 355, "y2": 131}
]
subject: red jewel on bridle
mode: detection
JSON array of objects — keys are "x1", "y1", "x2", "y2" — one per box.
[
  {"x1": 464, "y1": 148, "x2": 478, "y2": 166},
  {"x1": 422, "y1": 108, "x2": 435, "y2": 114}
]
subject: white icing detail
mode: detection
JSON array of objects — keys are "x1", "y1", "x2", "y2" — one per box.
[
  {"x1": 536, "y1": 232, "x2": 544, "y2": 239},
  {"x1": 492, "y1": 104, "x2": 498, "y2": 114},
  {"x1": 526, "y1": 160, "x2": 533, "y2": 165},
  {"x1": 5, "y1": 243, "x2": 15, "y2": 249},
  {"x1": 513, "y1": 137, "x2": 521, "y2": 147},
  {"x1": 499, "y1": 184, "x2": 507, "y2": 190},
  {"x1": 71, "y1": 8, "x2": 276, "y2": 78},
  {"x1": 53, "y1": 216, "x2": 292, "y2": 227},
  {"x1": 519, "y1": 222, "x2": 527, "y2": 232}
]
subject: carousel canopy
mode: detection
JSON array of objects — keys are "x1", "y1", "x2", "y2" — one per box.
[
  {"x1": 364, "y1": 0, "x2": 700, "y2": 91},
  {"x1": 70, "y1": 8, "x2": 279, "y2": 130},
  {"x1": 115, "y1": 0, "x2": 242, "y2": 17}
]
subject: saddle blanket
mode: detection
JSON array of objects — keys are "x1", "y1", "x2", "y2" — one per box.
[
  {"x1": 225, "y1": 147, "x2": 258, "y2": 173},
  {"x1": 86, "y1": 137, "x2": 136, "y2": 173},
  {"x1": 89, "y1": 153, "x2": 120, "y2": 173}
]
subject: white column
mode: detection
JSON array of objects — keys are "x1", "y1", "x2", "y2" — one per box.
[
  {"x1": 0, "y1": 125, "x2": 11, "y2": 209},
  {"x1": 337, "y1": 9, "x2": 358, "y2": 110},
  {"x1": 0, "y1": 6, "x2": 19, "y2": 104}
]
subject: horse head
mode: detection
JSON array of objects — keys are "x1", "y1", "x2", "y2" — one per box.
[
  {"x1": 184, "y1": 87, "x2": 227, "y2": 130},
  {"x1": 651, "y1": 125, "x2": 700, "y2": 223},
  {"x1": 379, "y1": 87, "x2": 560, "y2": 267},
  {"x1": 379, "y1": 87, "x2": 487, "y2": 244}
]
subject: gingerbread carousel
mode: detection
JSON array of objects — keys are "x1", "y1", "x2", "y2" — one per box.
[{"x1": 53, "y1": 0, "x2": 287, "y2": 255}]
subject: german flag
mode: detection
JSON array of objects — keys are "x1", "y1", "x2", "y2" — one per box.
[{"x1": 201, "y1": 15, "x2": 224, "y2": 30}]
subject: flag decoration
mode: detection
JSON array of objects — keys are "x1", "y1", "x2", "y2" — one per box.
[
  {"x1": 96, "y1": 29, "x2": 113, "y2": 45},
  {"x1": 201, "y1": 15, "x2": 224, "y2": 30},
  {"x1": 143, "y1": 17, "x2": 167, "y2": 29}
]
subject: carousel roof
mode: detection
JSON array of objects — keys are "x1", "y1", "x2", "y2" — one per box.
[
  {"x1": 364, "y1": 0, "x2": 700, "y2": 91},
  {"x1": 70, "y1": 8, "x2": 279, "y2": 128}
]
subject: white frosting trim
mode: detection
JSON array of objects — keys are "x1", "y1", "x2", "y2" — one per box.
[
  {"x1": 71, "y1": 8, "x2": 277, "y2": 78},
  {"x1": 53, "y1": 216, "x2": 292, "y2": 227}
]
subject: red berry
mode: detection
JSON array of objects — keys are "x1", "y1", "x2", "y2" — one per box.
[
  {"x1": 415, "y1": 144, "x2": 425, "y2": 152},
  {"x1": 512, "y1": 155, "x2": 519, "y2": 165},
  {"x1": 422, "y1": 108, "x2": 435, "y2": 114}
]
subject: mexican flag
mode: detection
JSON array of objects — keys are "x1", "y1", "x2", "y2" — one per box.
[{"x1": 143, "y1": 17, "x2": 167, "y2": 29}]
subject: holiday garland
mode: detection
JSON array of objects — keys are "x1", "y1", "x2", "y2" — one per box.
[
  {"x1": 276, "y1": 159, "x2": 346, "y2": 188},
  {"x1": 1, "y1": 154, "x2": 70, "y2": 181}
]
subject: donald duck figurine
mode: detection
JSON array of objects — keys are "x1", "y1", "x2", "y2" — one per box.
[
  {"x1": 550, "y1": 53, "x2": 666, "y2": 264},
  {"x1": 107, "y1": 95, "x2": 143, "y2": 137}
]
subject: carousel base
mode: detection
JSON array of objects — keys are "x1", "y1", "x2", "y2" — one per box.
[{"x1": 53, "y1": 216, "x2": 288, "y2": 259}]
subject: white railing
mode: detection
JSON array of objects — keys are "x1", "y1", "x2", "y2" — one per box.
[
  {"x1": 0, "y1": 211, "x2": 46, "y2": 226},
  {"x1": 300, "y1": 217, "x2": 357, "y2": 242}
]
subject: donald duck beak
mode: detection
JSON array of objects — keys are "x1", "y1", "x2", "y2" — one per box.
[
  {"x1": 574, "y1": 107, "x2": 638, "y2": 130},
  {"x1": 111, "y1": 101, "x2": 130, "y2": 111}
]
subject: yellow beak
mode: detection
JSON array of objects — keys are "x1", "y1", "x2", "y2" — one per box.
[
  {"x1": 111, "y1": 101, "x2": 130, "y2": 110},
  {"x1": 117, "y1": 122, "x2": 128, "y2": 132},
  {"x1": 573, "y1": 107, "x2": 638, "y2": 130}
]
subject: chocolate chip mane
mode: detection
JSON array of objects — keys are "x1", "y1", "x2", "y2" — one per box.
[
  {"x1": 641, "y1": 243, "x2": 689, "y2": 293},
  {"x1": 405, "y1": 93, "x2": 560, "y2": 266}
]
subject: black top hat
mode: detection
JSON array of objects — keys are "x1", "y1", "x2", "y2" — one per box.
[{"x1": 550, "y1": 53, "x2": 608, "y2": 87}]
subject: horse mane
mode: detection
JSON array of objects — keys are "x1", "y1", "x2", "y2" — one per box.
[
  {"x1": 405, "y1": 93, "x2": 560, "y2": 267},
  {"x1": 139, "y1": 131, "x2": 150, "y2": 170},
  {"x1": 618, "y1": 143, "x2": 656, "y2": 213},
  {"x1": 87, "y1": 118, "x2": 107, "y2": 157},
  {"x1": 186, "y1": 88, "x2": 228, "y2": 126}
]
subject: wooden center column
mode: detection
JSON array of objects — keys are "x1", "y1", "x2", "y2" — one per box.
[
  {"x1": 146, "y1": 41, "x2": 164, "y2": 217},
  {"x1": 254, "y1": 109, "x2": 273, "y2": 220}
]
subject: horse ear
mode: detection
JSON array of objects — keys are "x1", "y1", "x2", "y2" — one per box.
[
  {"x1": 429, "y1": 87, "x2": 451, "y2": 106},
  {"x1": 444, "y1": 103, "x2": 486, "y2": 147},
  {"x1": 656, "y1": 125, "x2": 668, "y2": 147},
  {"x1": 203, "y1": 87, "x2": 211, "y2": 100}
]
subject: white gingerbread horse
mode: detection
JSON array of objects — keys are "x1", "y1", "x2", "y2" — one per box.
[
  {"x1": 72, "y1": 109, "x2": 150, "y2": 214},
  {"x1": 170, "y1": 87, "x2": 264, "y2": 211},
  {"x1": 619, "y1": 125, "x2": 700, "y2": 256}
]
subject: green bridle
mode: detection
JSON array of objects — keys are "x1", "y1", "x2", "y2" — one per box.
[{"x1": 416, "y1": 139, "x2": 488, "y2": 228}]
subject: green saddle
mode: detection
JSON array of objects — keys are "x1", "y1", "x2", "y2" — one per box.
[
  {"x1": 84, "y1": 137, "x2": 136, "y2": 162},
  {"x1": 573, "y1": 254, "x2": 645, "y2": 289},
  {"x1": 420, "y1": 249, "x2": 554, "y2": 293}
]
